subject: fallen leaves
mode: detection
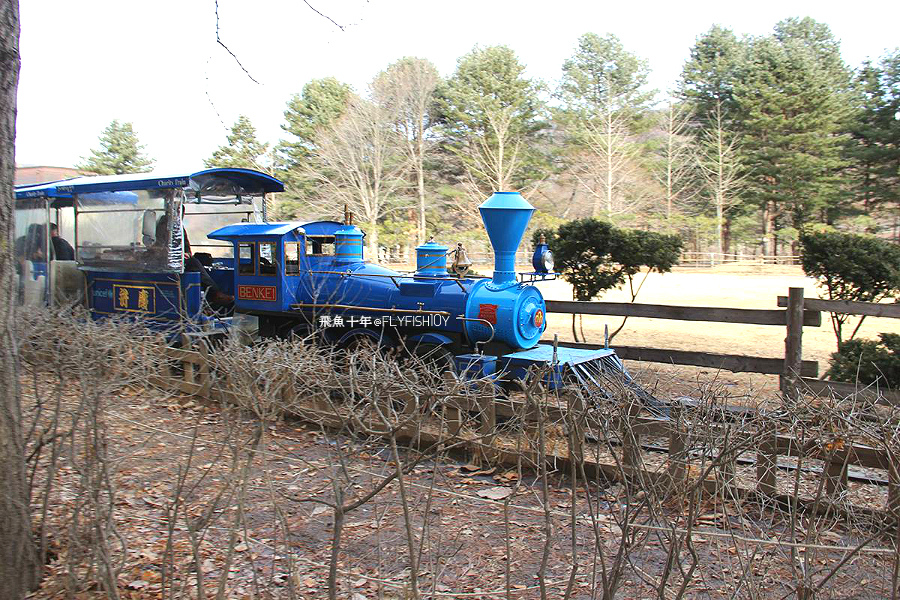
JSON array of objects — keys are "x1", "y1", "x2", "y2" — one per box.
[{"x1": 476, "y1": 486, "x2": 513, "y2": 500}]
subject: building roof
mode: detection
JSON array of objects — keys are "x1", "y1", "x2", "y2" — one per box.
[{"x1": 15, "y1": 165, "x2": 93, "y2": 186}]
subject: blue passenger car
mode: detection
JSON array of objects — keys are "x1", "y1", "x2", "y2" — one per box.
[{"x1": 14, "y1": 168, "x2": 283, "y2": 339}]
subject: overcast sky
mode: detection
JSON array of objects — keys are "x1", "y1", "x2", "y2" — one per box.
[{"x1": 15, "y1": 0, "x2": 900, "y2": 172}]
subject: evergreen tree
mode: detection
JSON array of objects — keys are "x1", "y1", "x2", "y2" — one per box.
[
  {"x1": 679, "y1": 25, "x2": 746, "y2": 127},
  {"x1": 558, "y1": 32, "x2": 654, "y2": 123},
  {"x1": 78, "y1": 120, "x2": 155, "y2": 175},
  {"x1": 734, "y1": 19, "x2": 853, "y2": 252},
  {"x1": 434, "y1": 45, "x2": 549, "y2": 213},
  {"x1": 679, "y1": 26, "x2": 748, "y2": 252},
  {"x1": 205, "y1": 115, "x2": 269, "y2": 171},
  {"x1": 848, "y1": 49, "x2": 900, "y2": 220},
  {"x1": 275, "y1": 77, "x2": 353, "y2": 197}
]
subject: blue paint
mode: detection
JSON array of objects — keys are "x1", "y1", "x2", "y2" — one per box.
[
  {"x1": 334, "y1": 223, "x2": 364, "y2": 264},
  {"x1": 84, "y1": 270, "x2": 208, "y2": 330},
  {"x1": 454, "y1": 353, "x2": 498, "y2": 379},
  {"x1": 415, "y1": 240, "x2": 448, "y2": 277},
  {"x1": 464, "y1": 278, "x2": 546, "y2": 349},
  {"x1": 478, "y1": 192, "x2": 534, "y2": 287}
]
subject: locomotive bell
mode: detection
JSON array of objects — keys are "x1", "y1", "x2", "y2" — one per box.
[
  {"x1": 450, "y1": 242, "x2": 473, "y2": 277},
  {"x1": 478, "y1": 191, "x2": 535, "y2": 287}
]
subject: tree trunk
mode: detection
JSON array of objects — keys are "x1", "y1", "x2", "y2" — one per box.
[
  {"x1": 723, "y1": 216, "x2": 732, "y2": 255},
  {"x1": 1, "y1": 1, "x2": 40, "y2": 596},
  {"x1": 368, "y1": 216, "x2": 378, "y2": 264},
  {"x1": 766, "y1": 201, "x2": 778, "y2": 257},
  {"x1": 416, "y1": 132, "x2": 426, "y2": 245}
]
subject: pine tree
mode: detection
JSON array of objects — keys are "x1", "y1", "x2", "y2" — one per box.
[
  {"x1": 275, "y1": 77, "x2": 353, "y2": 198},
  {"x1": 558, "y1": 33, "x2": 654, "y2": 123},
  {"x1": 205, "y1": 115, "x2": 269, "y2": 171},
  {"x1": 78, "y1": 120, "x2": 155, "y2": 175},
  {"x1": 679, "y1": 25, "x2": 745, "y2": 127},
  {"x1": 735, "y1": 19, "x2": 853, "y2": 253},
  {"x1": 679, "y1": 26, "x2": 748, "y2": 252},
  {"x1": 556, "y1": 33, "x2": 655, "y2": 219},
  {"x1": 434, "y1": 45, "x2": 549, "y2": 213},
  {"x1": 848, "y1": 50, "x2": 900, "y2": 221}
]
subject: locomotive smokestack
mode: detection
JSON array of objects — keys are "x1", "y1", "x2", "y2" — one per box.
[{"x1": 478, "y1": 191, "x2": 535, "y2": 286}]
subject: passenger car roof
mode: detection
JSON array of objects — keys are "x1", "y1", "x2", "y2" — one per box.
[{"x1": 207, "y1": 222, "x2": 306, "y2": 239}]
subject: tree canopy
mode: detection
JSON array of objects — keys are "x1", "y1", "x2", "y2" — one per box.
[
  {"x1": 77, "y1": 120, "x2": 155, "y2": 175},
  {"x1": 205, "y1": 115, "x2": 269, "y2": 171},
  {"x1": 434, "y1": 45, "x2": 550, "y2": 203}
]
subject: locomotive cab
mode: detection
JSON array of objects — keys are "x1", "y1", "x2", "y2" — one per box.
[{"x1": 207, "y1": 222, "x2": 307, "y2": 315}]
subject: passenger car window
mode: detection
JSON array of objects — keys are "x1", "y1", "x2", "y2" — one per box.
[
  {"x1": 284, "y1": 242, "x2": 301, "y2": 275},
  {"x1": 238, "y1": 243, "x2": 255, "y2": 275},
  {"x1": 259, "y1": 242, "x2": 277, "y2": 276}
]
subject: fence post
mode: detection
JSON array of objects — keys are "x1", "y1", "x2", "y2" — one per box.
[
  {"x1": 757, "y1": 423, "x2": 777, "y2": 496},
  {"x1": 781, "y1": 287, "x2": 805, "y2": 400},
  {"x1": 667, "y1": 403, "x2": 686, "y2": 491}
]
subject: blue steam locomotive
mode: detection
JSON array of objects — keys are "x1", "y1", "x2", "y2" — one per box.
[{"x1": 209, "y1": 191, "x2": 628, "y2": 389}]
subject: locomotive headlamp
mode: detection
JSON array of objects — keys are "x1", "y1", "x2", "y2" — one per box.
[
  {"x1": 532, "y1": 234, "x2": 554, "y2": 274},
  {"x1": 540, "y1": 250, "x2": 554, "y2": 272}
]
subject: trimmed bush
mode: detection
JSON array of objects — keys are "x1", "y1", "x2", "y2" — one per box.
[
  {"x1": 826, "y1": 333, "x2": 900, "y2": 387},
  {"x1": 800, "y1": 231, "x2": 900, "y2": 346}
]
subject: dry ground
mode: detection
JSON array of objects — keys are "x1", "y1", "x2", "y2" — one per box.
[
  {"x1": 536, "y1": 264, "x2": 900, "y2": 400},
  {"x1": 27, "y1": 385, "x2": 898, "y2": 600}
]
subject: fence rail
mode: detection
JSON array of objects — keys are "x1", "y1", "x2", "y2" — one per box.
[
  {"x1": 777, "y1": 296, "x2": 900, "y2": 319},
  {"x1": 678, "y1": 252, "x2": 802, "y2": 267},
  {"x1": 546, "y1": 299, "x2": 821, "y2": 326}
]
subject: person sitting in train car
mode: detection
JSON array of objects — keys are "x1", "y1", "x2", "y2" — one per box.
[
  {"x1": 154, "y1": 214, "x2": 234, "y2": 307},
  {"x1": 49, "y1": 223, "x2": 75, "y2": 261}
]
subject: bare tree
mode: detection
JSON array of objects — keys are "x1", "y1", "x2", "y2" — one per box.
[
  {"x1": 305, "y1": 96, "x2": 411, "y2": 261},
  {"x1": 696, "y1": 101, "x2": 745, "y2": 254},
  {"x1": 445, "y1": 99, "x2": 541, "y2": 229},
  {"x1": 653, "y1": 100, "x2": 696, "y2": 221},
  {"x1": 372, "y1": 57, "x2": 441, "y2": 246},
  {"x1": 575, "y1": 93, "x2": 648, "y2": 221},
  {"x1": 0, "y1": 1, "x2": 41, "y2": 596}
]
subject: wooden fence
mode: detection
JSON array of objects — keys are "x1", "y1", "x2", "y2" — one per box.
[
  {"x1": 678, "y1": 252, "x2": 802, "y2": 268},
  {"x1": 546, "y1": 289, "x2": 900, "y2": 406},
  {"x1": 156, "y1": 342, "x2": 899, "y2": 523},
  {"x1": 545, "y1": 290, "x2": 821, "y2": 384}
]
